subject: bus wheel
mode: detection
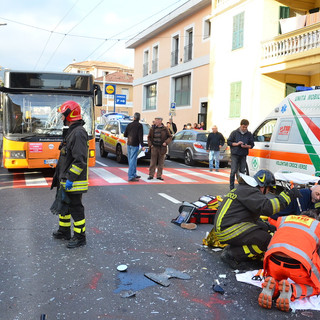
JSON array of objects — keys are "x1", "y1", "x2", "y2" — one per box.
[{"x1": 100, "y1": 141, "x2": 108, "y2": 158}]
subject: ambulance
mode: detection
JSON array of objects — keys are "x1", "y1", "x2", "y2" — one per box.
[{"x1": 247, "y1": 87, "x2": 320, "y2": 177}]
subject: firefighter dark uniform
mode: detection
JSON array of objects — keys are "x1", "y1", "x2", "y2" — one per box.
[
  {"x1": 51, "y1": 100, "x2": 89, "y2": 248},
  {"x1": 214, "y1": 170, "x2": 298, "y2": 268},
  {"x1": 259, "y1": 214, "x2": 320, "y2": 312}
]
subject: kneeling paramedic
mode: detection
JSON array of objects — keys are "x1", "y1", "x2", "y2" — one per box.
[
  {"x1": 258, "y1": 211, "x2": 320, "y2": 312},
  {"x1": 214, "y1": 169, "x2": 301, "y2": 269},
  {"x1": 51, "y1": 100, "x2": 89, "y2": 248}
]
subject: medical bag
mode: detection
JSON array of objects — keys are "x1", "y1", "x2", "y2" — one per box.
[{"x1": 172, "y1": 195, "x2": 222, "y2": 225}]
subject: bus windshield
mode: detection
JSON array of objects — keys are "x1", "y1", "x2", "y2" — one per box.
[{"x1": 4, "y1": 93, "x2": 93, "y2": 137}]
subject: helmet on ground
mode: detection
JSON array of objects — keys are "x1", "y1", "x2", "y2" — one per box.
[
  {"x1": 58, "y1": 100, "x2": 82, "y2": 122},
  {"x1": 253, "y1": 169, "x2": 276, "y2": 187}
]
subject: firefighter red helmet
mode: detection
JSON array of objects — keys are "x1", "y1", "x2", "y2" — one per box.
[{"x1": 58, "y1": 100, "x2": 82, "y2": 122}]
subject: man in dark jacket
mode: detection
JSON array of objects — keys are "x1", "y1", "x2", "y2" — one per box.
[
  {"x1": 51, "y1": 101, "x2": 89, "y2": 248},
  {"x1": 214, "y1": 169, "x2": 301, "y2": 269},
  {"x1": 124, "y1": 112, "x2": 144, "y2": 182},
  {"x1": 227, "y1": 119, "x2": 254, "y2": 190},
  {"x1": 206, "y1": 125, "x2": 225, "y2": 172},
  {"x1": 147, "y1": 116, "x2": 172, "y2": 180}
]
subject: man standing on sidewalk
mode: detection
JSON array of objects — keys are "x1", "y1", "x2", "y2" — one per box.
[
  {"x1": 206, "y1": 125, "x2": 225, "y2": 172},
  {"x1": 147, "y1": 116, "x2": 172, "y2": 181},
  {"x1": 124, "y1": 112, "x2": 144, "y2": 182}
]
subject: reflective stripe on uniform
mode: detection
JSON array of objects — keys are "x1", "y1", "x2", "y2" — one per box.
[
  {"x1": 216, "y1": 222, "x2": 257, "y2": 242},
  {"x1": 216, "y1": 198, "x2": 233, "y2": 232},
  {"x1": 74, "y1": 219, "x2": 85, "y2": 234},
  {"x1": 243, "y1": 245, "x2": 255, "y2": 258},
  {"x1": 59, "y1": 214, "x2": 71, "y2": 227},
  {"x1": 269, "y1": 197, "x2": 281, "y2": 214},
  {"x1": 70, "y1": 164, "x2": 83, "y2": 175},
  {"x1": 279, "y1": 191, "x2": 291, "y2": 206}
]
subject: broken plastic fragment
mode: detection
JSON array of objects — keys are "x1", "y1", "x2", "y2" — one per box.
[
  {"x1": 117, "y1": 264, "x2": 128, "y2": 272},
  {"x1": 213, "y1": 284, "x2": 224, "y2": 294},
  {"x1": 120, "y1": 290, "x2": 136, "y2": 298},
  {"x1": 144, "y1": 268, "x2": 191, "y2": 287}
]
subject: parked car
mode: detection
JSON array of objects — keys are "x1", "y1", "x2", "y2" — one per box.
[
  {"x1": 167, "y1": 129, "x2": 230, "y2": 166},
  {"x1": 99, "y1": 119, "x2": 151, "y2": 163},
  {"x1": 95, "y1": 124, "x2": 104, "y2": 141}
]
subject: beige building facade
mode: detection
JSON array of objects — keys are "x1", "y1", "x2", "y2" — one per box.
[
  {"x1": 208, "y1": 0, "x2": 320, "y2": 137},
  {"x1": 126, "y1": 0, "x2": 211, "y2": 130},
  {"x1": 64, "y1": 60, "x2": 134, "y2": 121}
]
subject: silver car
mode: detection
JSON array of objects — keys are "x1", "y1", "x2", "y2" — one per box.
[
  {"x1": 167, "y1": 129, "x2": 230, "y2": 166},
  {"x1": 99, "y1": 119, "x2": 151, "y2": 163}
]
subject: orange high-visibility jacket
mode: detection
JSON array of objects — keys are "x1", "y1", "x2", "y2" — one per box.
[{"x1": 264, "y1": 215, "x2": 320, "y2": 289}]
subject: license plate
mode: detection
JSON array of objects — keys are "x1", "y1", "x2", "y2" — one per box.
[{"x1": 44, "y1": 159, "x2": 58, "y2": 165}]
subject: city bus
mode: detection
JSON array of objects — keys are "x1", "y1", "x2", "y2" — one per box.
[{"x1": 0, "y1": 71, "x2": 102, "y2": 169}]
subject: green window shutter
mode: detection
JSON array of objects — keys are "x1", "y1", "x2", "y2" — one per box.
[
  {"x1": 279, "y1": 6, "x2": 290, "y2": 34},
  {"x1": 232, "y1": 12, "x2": 244, "y2": 50},
  {"x1": 229, "y1": 82, "x2": 241, "y2": 118}
]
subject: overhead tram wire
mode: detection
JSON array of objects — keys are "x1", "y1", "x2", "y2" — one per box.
[
  {"x1": 42, "y1": 0, "x2": 105, "y2": 70},
  {"x1": 84, "y1": 0, "x2": 185, "y2": 61},
  {"x1": 33, "y1": 0, "x2": 81, "y2": 70}
]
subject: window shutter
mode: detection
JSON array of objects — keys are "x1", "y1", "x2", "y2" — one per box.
[{"x1": 229, "y1": 82, "x2": 241, "y2": 118}]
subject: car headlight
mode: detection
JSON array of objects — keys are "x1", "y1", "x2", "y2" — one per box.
[{"x1": 5, "y1": 150, "x2": 26, "y2": 159}]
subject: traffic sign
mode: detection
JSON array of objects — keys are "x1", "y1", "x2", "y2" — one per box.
[
  {"x1": 105, "y1": 84, "x2": 116, "y2": 95},
  {"x1": 116, "y1": 94, "x2": 126, "y2": 105},
  {"x1": 170, "y1": 102, "x2": 176, "y2": 111}
]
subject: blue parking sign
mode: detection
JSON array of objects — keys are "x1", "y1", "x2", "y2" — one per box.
[{"x1": 116, "y1": 94, "x2": 126, "y2": 105}]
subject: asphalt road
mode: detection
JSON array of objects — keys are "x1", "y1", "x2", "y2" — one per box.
[{"x1": 0, "y1": 145, "x2": 318, "y2": 319}]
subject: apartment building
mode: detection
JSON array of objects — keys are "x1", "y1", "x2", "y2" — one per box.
[
  {"x1": 126, "y1": 0, "x2": 211, "y2": 130},
  {"x1": 64, "y1": 60, "x2": 134, "y2": 121},
  {"x1": 208, "y1": 0, "x2": 320, "y2": 136}
]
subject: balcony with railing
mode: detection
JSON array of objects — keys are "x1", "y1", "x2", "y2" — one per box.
[
  {"x1": 152, "y1": 58, "x2": 158, "y2": 74},
  {"x1": 262, "y1": 22, "x2": 320, "y2": 65},
  {"x1": 171, "y1": 50, "x2": 179, "y2": 67},
  {"x1": 184, "y1": 44, "x2": 193, "y2": 62},
  {"x1": 143, "y1": 62, "x2": 148, "y2": 77}
]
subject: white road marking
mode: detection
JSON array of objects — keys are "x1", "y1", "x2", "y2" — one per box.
[
  {"x1": 158, "y1": 193, "x2": 181, "y2": 204},
  {"x1": 200, "y1": 169, "x2": 230, "y2": 178},
  {"x1": 176, "y1": 169, "x2": 227, "y2": 182},
  {"x1": 90, "y1": 167, "x2": 127, "y2": 183},
  {"x1": 24, "y1": 173, "x2": 48, "y2": 186},
  {"x1": 119, "y1": 168, "x2": 163, "y2": 183},
  {"x1": 162, "y1": 169, "x2": 196, "y2": 182},
  {"x1": 95, "y1": 160, "x2": 108, "y2": 167}
]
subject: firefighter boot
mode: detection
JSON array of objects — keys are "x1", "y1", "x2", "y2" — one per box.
[
  {"x1": 67, "y1": 234, "x2": 86, "y2": 249},
  {"x1": 52, "y1": 229, "x2": 71, "y2": 240},
  {"x1": 220, "y1": 245, "x2": 241, "y2": 269}
]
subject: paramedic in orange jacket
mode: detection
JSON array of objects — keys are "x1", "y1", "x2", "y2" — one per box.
[{"x1": 258, "y1": 212, "x2": 320, "y2": 312}]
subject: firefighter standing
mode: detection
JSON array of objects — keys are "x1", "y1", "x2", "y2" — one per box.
[
  {"x1": 214, "y1": 169, "x2": 301, "y2": 269},
  {"x1": 51, "y1": 100, "x2": 89, "y2": 248},
  {"x1": 259, "y1": 212, "x2": 320, "y2": 312}
]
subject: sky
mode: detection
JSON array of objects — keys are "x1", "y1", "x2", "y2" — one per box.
[{"x1": 0, "y1": 0, "x2": 187, "y2": 73}]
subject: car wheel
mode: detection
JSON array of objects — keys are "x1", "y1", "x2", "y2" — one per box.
[
  {"x1": 116, "y1": 145, "x2": 125, "y2": 163},
  {"x1": 100, "y1": 141, "x2": 108, "y2": 158},
  {"x1": 184, "y1": 150, "x2": 194, "y2": 166}
]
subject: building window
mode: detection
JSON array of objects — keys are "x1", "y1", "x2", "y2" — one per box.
[
  {"x1": 174, "y1": 74, "x2": 191, "y2": 107},
  {"x1": 121, "y1": 88, "x2": 129, "y2": 99},
  {"x1": 143, "y1": 50, "x2": 149, "y2": 76},
  {"x1": 184, "y1": 28, "x2": 193, "y2": 62},
  {"x1": 232, "y1": 12, "x2": 244, "y2": 50},
  {"x1": 144, "y1": 83, "x2": 157, "y2": 110},
  {"x1": 152, "y1": 45, "x2": 159, "y2": 73},
  {"x1": 171, "y1": 36, "x2": 179, "y2": 67},
  {"x1": 203, "y1": 18, "x2": 211, "y2": 40},
  {"x1": 229, "y1": 81, "x2": 241, "y2": 118}
]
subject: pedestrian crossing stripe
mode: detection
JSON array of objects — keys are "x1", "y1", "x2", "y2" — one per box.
[{"x1": 12, "y1": 167, "x2": 230, "y2": 188}]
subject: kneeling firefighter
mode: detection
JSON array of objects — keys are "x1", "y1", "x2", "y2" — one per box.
[
  {"x1": 51, "y1": 100, "x2": 89, "y2": 248},
  {"x1": 214, "y1": 169, "x2": 301, "y2": 269}
]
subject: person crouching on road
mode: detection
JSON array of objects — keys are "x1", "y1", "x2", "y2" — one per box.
[
  {"x1": 214, "y1": 169, "x2": 301, "y2": 269},
  {"x1": 258, "y1": 211, "x2": 320, "y2": 312},
  {"x1": 51, "y1": 100, "x2": 89, "y2": 249},
  {"x1": 124, "y1": 112, "x2": 145, "y2": 182},
  {"x1": 147, "y1": 116, "x2": 172, "y2": 181}
]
